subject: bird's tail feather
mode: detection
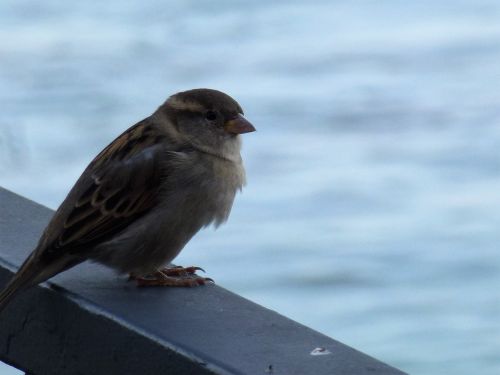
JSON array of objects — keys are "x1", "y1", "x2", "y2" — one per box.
[
  {"x1": 0, "y1": 252, "x2": 85, "y2": 313},
  {"x1": 0, "y1": 254, "x2": 42, "y2": 313}
]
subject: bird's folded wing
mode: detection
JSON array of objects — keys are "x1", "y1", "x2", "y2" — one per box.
[
  {"x1": 46, "y1": 122, "x2": 169, "y2": 253},
  {"x1": 61, "y1": 148, "x2": 162, "y2": 247}
]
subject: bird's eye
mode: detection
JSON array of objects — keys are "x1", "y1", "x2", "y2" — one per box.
[{"x1": 205, "y1": 111, "x2": 217, "y2": 121}]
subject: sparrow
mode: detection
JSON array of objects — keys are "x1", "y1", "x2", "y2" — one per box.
[{"x1": 0, "y1": 88, "x2": 255, "y2": 313}]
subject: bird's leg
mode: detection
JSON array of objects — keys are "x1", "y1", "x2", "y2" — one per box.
[{"x1": 133, "y1": 267, "x2": 214, "y2": 287}]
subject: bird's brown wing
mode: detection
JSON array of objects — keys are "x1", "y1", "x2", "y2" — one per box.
[{"x1": 44, "y1": 120, "x2": 171, "y2": 255}]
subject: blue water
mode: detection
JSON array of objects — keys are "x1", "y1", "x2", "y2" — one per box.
[{"x1": 1, "y1": 1, "x2": 500, "y2": 374}]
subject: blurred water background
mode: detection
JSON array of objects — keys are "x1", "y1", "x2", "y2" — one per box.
[{"x1": 1, "y1": 1, "x2": 500, "y2": 374}]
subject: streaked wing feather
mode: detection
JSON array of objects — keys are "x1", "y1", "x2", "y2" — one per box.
[{"x1": 52, "y1": 121, "x2": 167, "y2": 252}]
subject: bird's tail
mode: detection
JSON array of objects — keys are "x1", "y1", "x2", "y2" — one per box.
[
  {"x1": 0, "y1": 253, "x2": 42, "y2": 313},
  {"x1": 0, "y1": 252, "x2": 85, "y2": 313}
]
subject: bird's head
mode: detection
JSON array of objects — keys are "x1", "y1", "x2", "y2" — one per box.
[{"x1": 159, "y1": 88, "x2": 256, "y2": 161}]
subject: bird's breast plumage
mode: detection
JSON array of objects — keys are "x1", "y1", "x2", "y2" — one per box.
[{"x1": 158, "y1": 149, "x2": 245, "y2": 228}]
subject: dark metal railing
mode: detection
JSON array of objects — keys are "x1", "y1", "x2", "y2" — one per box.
[{"x1": 0, "y1": 187, "x2": 407, "y2": 375}]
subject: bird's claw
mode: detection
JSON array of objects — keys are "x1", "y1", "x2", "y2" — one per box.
[{"x1": 160, "y1": 265, "x2": 205, "y2": 276}]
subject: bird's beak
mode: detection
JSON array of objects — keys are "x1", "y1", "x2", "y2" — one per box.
[{"x1": 224, "y1": 114, "x2": 256, "y2": 134}]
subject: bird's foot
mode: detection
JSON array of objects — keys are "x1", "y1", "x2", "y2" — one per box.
[
  {"x1": 132, "y1": 266, "x2": 213, "y2": 287},
  {"x1": 159, "y1": 265, "x2": 206, "y2": 277}
]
